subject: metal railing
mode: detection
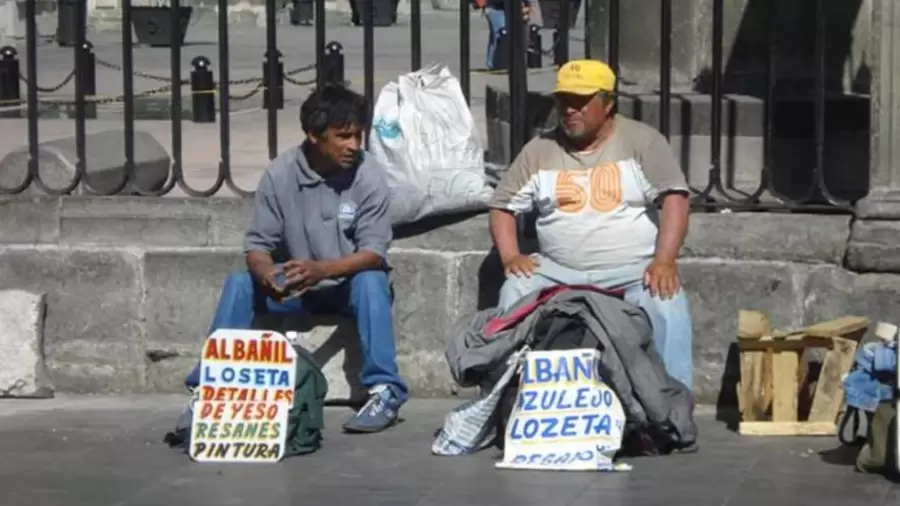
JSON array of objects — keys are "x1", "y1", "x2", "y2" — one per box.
[
  {"x1": 503, "y1": 0, "x2": 867, "y2": 212},
  {"x1": 0, "y1": 0, "x2": 871, "y2": 211}
]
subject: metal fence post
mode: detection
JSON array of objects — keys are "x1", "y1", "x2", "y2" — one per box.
[
  {"x1": 0, "y1": 46, "x2": 21, "y2": 116},
  {"x1": 553, "y1": 30, "x2": 566, "y2": 66},
  {"x1": 322, "y1": 41, "x2": 345, "y2": 85},
  {"x1": 527, "y1": 25, "x2": 542, "y2": 69},
  {"x1": 79, "y1": 41, "x2": 97, "y2": 119},
  {"x1": 262, "y1": 49, "x2": 284, "y2": 110},
  {"x1": 191, "y1": 56, "x2": 215, "y2": 123}
]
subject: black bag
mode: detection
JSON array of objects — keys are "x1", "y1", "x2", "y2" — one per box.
[{"x1": 854, "y1": 402, "x2": 897, "y2": 478}]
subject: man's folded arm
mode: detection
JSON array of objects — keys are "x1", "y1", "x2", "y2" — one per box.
[
  {"x1": 489, "y1": 145, "x2": 538, "y2": 262},
  {"x1": 244, "y1": 171, "x2": 284, "y2": 279},
  {"x1": 639, "y1": 131, "x2": 692, "y2": 263}
]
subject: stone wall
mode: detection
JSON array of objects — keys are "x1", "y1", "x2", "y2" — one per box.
[{"x1": 0, "y1": 196, "x2": 898, "y2": 406}]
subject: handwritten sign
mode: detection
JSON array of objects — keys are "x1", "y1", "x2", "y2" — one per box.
[
  {"x1": 190, "y1": 329, "x2": 296, "y2": 463},
  {"x1": 496, "y1": 349, "x2": 627, "y2": 471}
]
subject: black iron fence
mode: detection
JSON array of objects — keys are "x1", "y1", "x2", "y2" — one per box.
[{"x1": 0, "y1": 0, "x2": 870, "y2": 211}]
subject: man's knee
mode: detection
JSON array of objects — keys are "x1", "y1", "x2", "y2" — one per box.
[
  {"x1": 498, "y1": 275, "x2": 541, "y2": 310},
  {"x1": 350, "y1": 270, "x2": 391, "y2": 297},
  {"x1": 632, "y1": 289, "x2": 691, "y2": 319},
  {"x1": 222, "y1": 271, "x2": 254, "y2": 296}
]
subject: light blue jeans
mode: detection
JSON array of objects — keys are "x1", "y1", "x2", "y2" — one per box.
[
  {"x1": 497, "y1": 255, "x2": 694, "y2": 389},
  {"x1": 184, "y1": 269, "x2": 408, "y2": 402}
]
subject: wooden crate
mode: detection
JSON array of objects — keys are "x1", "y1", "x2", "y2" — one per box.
[{"x1": 736, "y1": 310, "x2": 869, "y2": 436}]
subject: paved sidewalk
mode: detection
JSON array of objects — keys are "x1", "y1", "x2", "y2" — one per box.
[{"x1": 0, "y1": 396, "x2": 895, "y2": 506}]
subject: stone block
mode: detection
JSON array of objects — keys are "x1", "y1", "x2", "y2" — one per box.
[
  {"x1": 0, "y1": 247, "x2": 145, "y2": 392},
  {"x1": 846, "y1": 219, "x2": 900, "y2": 273},
  {"x1": 684, "y1": 213, "x2": 851, "y2": 265},
  {"x1": 680, "y1": 259, "x2": 807, "y2": 404},
  {"x1": 142, "y1": 249, "x2": 245, "y2": 354},
  {"x1": 801, "y1": 266, "x2": 900, "y2": 340},
  {"x1": 59, "y1": 216, "x2": 210, "y2": 247},
  {"x1": 205, "y1": 198, "x2": 254, "y2": 247},
  {"x1": 146, "y1": 355, "x2": 197, "y2": 394},
  {"x1": 252, "y1": 313, "x2": 366, "y2": 403},
  {"x1": 59, "y1": 197, "x2": 217, "y2": 247},
  {"x1": 0, "y1": 198, "x2": 60, "y2": 243},
  {"x1": 143, "y1": 249, "x2": 245, "y2": 391},
  {"x1": 673, "y1": 134, "x2": 764, "y2": 196},
  {"x1": 453, "y1": 251, "x2": 504, "y2": 318},
  {"x1": 0, "y1": 131, "x2": 171, "y2": 196},
  {"x1": 0, "y1": 290, "x2": 53, "y2": 398},
  {"x1": 393, "y1": 212, "x2": 492, "y2": 252},
  {"x1": 285, "y1": 316, "x2": 365, "y2": 403},
  {"x1": 387, "y1": 249, "x2": 459, "y2": 395}
]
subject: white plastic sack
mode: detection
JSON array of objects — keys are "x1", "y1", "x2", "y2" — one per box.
[{"x1": 369, "y1": 62, "x2": 493, "y2": 225}]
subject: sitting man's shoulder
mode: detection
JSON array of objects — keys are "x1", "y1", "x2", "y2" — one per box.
[
  {"x1": 355, "y1": 152, "x2": 391, "y2": 191},
  {"x1": 261, "y1": 146, "x2": 303, "y2": 185},
  {"x1": 615, "y1": 115, "x2": 669, "y2": 145},
  {"x1": 518, "y1": 130, "x2": 569, "y2": 158}
]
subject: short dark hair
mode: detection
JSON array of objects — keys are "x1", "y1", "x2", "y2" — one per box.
[{"x1": 299, "y1": 85, "x2": 368, "y2": 137}]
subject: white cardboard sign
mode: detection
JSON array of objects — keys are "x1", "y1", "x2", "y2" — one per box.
[
  {"x1": 190, "y1": 329, "x2": 296, "y2": 463},
  {"x1": 496, "y1": 349, "x2": 627, "y2": 471}
]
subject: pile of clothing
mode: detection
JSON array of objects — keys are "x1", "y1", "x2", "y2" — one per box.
[
  {"x1": 843, "y1": 340, "x2": 897, "y2": 414},
  {"x1": 432, "y1": 285, "x2": 698, "y2": 458}
]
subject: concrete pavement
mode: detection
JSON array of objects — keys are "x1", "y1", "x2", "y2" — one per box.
[{"x1": 0, "y1": 396, "x2": 895, "y2": 506}]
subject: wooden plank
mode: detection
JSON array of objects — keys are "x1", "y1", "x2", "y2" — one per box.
[
  {"x1": 761, "y1": 349, "x2": 774, "y2": 416},
  {"x1": 738, "y1": 310, "x2": 771, "y2": 339},
  {"x1": 807, "y1": 336, "x2": 858, "y2": 422},
  {"x1": 740, "y1": 351, "x2": 765, "y2": 421},
  {"x1": 739, "y1": 421, "x2": 836, "y2": 437},
  {"x1": 804, "y1": 316, "x2": 869, "y2": 340},
  {"x1": 874, "y1": 321, "x2": 898, "y2": 341},
  {"x1": 771, "y1": 349, "x2": 800, "y2": 421},
  {"x1": 737, "y1": 335, "x2": 834, "y2": 351},
  {"x1": 737, "y1": 310, "x2": 772, "y2": 421}
]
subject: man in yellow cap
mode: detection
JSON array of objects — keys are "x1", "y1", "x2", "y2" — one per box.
[{"x1": 487, "y1": 59, "x2": 694, "y2": 389}]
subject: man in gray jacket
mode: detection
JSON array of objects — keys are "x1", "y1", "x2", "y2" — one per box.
[{"x1": 185, "y1": 85, "x2": 407, "y2": 434}]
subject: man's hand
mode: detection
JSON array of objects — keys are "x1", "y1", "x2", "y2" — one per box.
[
  {"x1": 643, "y1": 260, "x2": 681, "y2": 299},
  {"x1": 259, "y1": 266, "x2": 287, "y2": 299},
  {"x1": 282, "y1": 260, "x2": 329, "y2": 293},
  {"x1": 502, "y1": 254, "x2": 539, "y2": 278}
]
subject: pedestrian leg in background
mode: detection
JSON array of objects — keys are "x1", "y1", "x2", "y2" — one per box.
[{"x1": 484, "y1": 7, "x2": 507, "y2": 69}]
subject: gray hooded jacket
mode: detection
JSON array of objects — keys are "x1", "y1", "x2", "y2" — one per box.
[{"x1": 445, "y1": 286, "x2": 697, "y2": 447}]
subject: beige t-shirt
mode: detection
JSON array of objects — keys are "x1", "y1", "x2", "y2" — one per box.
[{"x1": 489, "y1": 115, "x2": 689, "y2": 271}]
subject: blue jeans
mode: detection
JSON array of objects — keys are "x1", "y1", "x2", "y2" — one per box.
[
  {"x1": 184, "y1": 269, "x2": 408, "y2": 403},
  {"x1": 497, "y1": 255, "x2": 694, "y2": 389},
  {"x1": 485, "y1": 7, "x2": 507, "y2": 69}
]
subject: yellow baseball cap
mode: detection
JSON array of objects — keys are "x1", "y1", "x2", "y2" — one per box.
[{"x1": 553, "y1": 59, "x2": 616, "y2": 95}]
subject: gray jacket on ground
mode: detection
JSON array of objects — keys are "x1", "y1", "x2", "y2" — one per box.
[{"x1": 445, "y1": 287, "x2": 697, "y2": 446}]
